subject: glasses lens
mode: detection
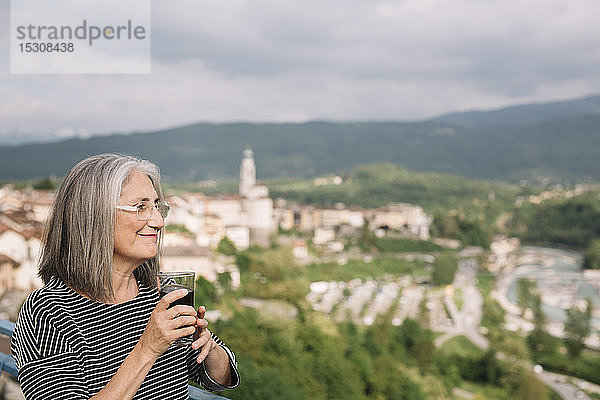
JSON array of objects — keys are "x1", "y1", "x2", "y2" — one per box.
[
  {"x1": 158, "y1": 202, "x2": 170, "y2": 218},
  {"x1": 137, "y1": 204, "x2": 152, "y2": 220},
  {"x1": 136, "y1": 202, "x2": 169, "y2": 220}
]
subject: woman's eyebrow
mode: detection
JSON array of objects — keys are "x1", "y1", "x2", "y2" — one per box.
[{"x1": 128, "y1": 196, "x2": 159, "y2": 203}]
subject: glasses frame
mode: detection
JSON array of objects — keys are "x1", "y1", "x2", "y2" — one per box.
[{"x1": 116, "y1": 201, "x2": 170, "y2": 220}]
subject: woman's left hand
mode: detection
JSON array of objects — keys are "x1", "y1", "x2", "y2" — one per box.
[
  {"x1": 191, "y1": 305, "x2": 233, "y2": 386},
  {"x1": 191, "y1": 305, "x2": 219, "y2": 363}
]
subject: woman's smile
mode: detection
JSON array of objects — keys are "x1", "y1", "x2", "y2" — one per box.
[{"x1": 137, "y1": 232, "x2": 158, "y2": 238}]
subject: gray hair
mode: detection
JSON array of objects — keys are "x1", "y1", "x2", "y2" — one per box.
[{"x1": 39, "y1": 153, "x2": 164, "y2": 302}]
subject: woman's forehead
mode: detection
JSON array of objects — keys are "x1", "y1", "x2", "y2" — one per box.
[{"x1": 120, "y1": 171, "x2": 158, "y2": 201}]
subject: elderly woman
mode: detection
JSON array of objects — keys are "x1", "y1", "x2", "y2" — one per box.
[{"x1": 11, "y1": 153, "x2": 239, "y2": 399}]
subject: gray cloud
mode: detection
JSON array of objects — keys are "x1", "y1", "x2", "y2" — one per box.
[{"x1": 2, "y1": 0, "x2": 600, "y2": 143}]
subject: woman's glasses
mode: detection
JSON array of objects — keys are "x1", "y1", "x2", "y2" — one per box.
[{"x1": 116, "y1": 201, "x2": 170, "y2": 220}]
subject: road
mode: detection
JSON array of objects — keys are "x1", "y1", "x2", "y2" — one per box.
[
  {"x1": 334, "y1": 279, "x2": 377, "y2": 324},
  {"x1": 362, "y1": 281, "x2": 400, "y2": 325},
  {"x1": 434, "y1": 258, "x2": 489, "y2": 349},
  {"x1": 392, "y1": 286, "x2": 424, "y2": 326},
  {"x1": 496, "y1": 352, "x2": 595, "y2": 400},
  {"x1": 536, "y1": 370, "x2": 590, "y2": 400}
]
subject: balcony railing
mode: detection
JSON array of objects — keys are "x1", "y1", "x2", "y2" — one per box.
[{"x1": 0, "y1": 319, "x2": 227, "y2": 399}]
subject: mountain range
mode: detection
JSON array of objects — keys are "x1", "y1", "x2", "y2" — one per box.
[{"x1": 2, "y1": 94, "x2": 600, "y2": 183}]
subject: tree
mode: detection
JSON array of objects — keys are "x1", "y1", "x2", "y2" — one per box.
[
  {"x1": 369, "y1": 355, "x2": 425, "y2": 400},
  {"x1": 516, "y1": 278, "x2": 536, "y2": 317},
  {"x1": 526, "y1": 292, "x2": 554, "y2": 356},
  {"x1": 499, "y1": 362, "x2": 525, "y2": 394},
  {"x1": 33, "y1": 176, "x2": 57, "y2": 190},
  {"x1": 227, "y1": 357, "x2": 306, "y2": 400},
  {"x1": 194, "y1": 275, "x2": 217, "y2": 309},
  {"x1": 432, "y1": 253, "x2": 458, "y2": 286},
  {"x1": 217, "y1": 271, "x2": 232, "y2": 289},
  {"x1": 584, "y1": 239, "x2": 600, "y2": 269},
  {"x1": 514, "y1": 198, "x2": 600, "y2": 248},
  {"x1": 564, "y1": 299, "x2": 593, "y2": 357},
  {"x1": 531, "y1": 294, "x2": 546, "y2": 330},
  {"x1": 433, "y1": 214, "x2": 491, "y2": 248},
  {"x1": 527, "y1": 328, "x2": 557, "y2": 358},
  {"x1": 357, "y1": 221, "x2": 378, "y2": 252},
  {"x1": 413, "y1": 340, "x2": 435, "y2": 369},
  {"x1": 517, "y1": 371, "x2": 548, "y2": 400},
  {"x1": 483, "y1": 350, "x2": 499, "y2": 384},
  {"x1": 217, "y1": 236, "x2": 238, "y2": 255},
  {"x1": 235, "y1": 253, "x2": 252, "y2": 271}
]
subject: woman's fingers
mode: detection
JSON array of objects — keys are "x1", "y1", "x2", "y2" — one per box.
[
  {"x1": 197, "y1": 318, "x2": 208, "y2": 330},
  {"x1": 162, "y1": 305, "x2": 197, "y2": 336},
  {"x1": 191, "y1": 334, "x2": 207, "y2": 351},
  {"x1": 145, "y1": 294, "x2": 217, "y2": 355},
  {"x1": 165, "y1": 304, "x2": 197, "y2": 319},
  {"x1": 196, "y1": 342, "x2": 212, "y2": 363},
  {"x1": 142, "y1": 292, "x2": 197, "y2": 355},
  {"x1": 192, "y1": 317, "x2": 208, "y2": 341},
  {"x1": 192, "y1": 328, "x2": 211, "y2": 350},
  {"x1": 157, "y1": 289, "x2": 189, "y2": 310},
  {"x1": 179, "y1": 325, "x2": 197, "y2": 338},
  {"x1": 192, "y1": 329, "x2": 218, "y2": 363},
  {"x1": 166, "y1": 315, "x2": 197, "y2": 329}
]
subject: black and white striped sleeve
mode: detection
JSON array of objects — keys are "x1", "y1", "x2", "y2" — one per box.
[
  {"x1": 186, "y1": 332, "x2": 240, "y2": 392},
  {"x1": 11, "y1": 292, "x2": 90, "y2": 400}
]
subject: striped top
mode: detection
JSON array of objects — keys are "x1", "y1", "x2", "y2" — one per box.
[{"x1": 11, "y1": 278, "x2": 239, "y2": 400}]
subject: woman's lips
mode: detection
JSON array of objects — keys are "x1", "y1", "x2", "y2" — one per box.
[{"x1": 137, "y1": 233, "x2": 158, "y2": 238}]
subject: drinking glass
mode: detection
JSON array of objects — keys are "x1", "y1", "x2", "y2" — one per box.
[{"x1": 157, "y1": 271, "x2": 196, "y2": 346}]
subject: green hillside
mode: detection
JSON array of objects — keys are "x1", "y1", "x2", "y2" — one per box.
[
  {"x1": 267, "y1": 163, "x2": 520, "y2": 214},
  {"x1": 266, "y1": 163, "x2": 600, "y2": 251},
  {"x1": 2, "y1": 95, "x2": 600, "y2": 183}
]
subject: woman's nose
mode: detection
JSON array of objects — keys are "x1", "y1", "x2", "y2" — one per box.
[{"x1": 147, "y1": 206, "x2": 165, "y2": 229}]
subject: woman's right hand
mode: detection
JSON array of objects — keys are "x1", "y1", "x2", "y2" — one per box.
[
  {"x1": 138, "y1": 289, "x2": 198, "y2": 358},
  {"x1": 89, "y1": 289, "x2": 197, "y2": 399}
]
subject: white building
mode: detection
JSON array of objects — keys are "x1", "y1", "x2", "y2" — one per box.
[
  {"x1": 277, "y1": 201, "x2": 432, "y2": 244},
  {"x1": 0, "y1": 253, "x2": 20, "y2": 292},
  {"x1": 319, "y1": 207, "x2": 364, "y2": 229},
  {"x1": 239, "y1": 148, "x2": 274, "y2": 245},
  {"x1": 0, "y1": 219, "x2": 43, "y2": 291},
  {"x1": 165, "y1": 194, "x2": 205, "y2": 235},
  {"x1": 164, "y1": 148, "x2": 275, "y2": 250},
  {"x1": 292, "y1": 240, "x2": 309, "y2": 260},
  {"x1": 161, "y1": 246, "x2": 214, "y2": 279},
  {"x1": 365, "y1": 203, "x2": 432, "y2": 240},
  {"x1": 313, "y1": 227, "x2": 335, "y2": 245},
  {"x1": 488, "y1": 235, "x2": 520, "y2": 272},
  {"x1": 161, "y1": 247, "x2": 240, "y2": 290}
]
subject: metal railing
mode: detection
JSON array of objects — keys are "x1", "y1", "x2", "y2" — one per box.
[{"x1": 0, "y1": 319, "x2": 227, "y2": 400}]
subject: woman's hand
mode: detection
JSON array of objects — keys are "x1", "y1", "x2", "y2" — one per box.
[
  {"x1": 191, "y1": 306, "x2": 233, "y2": 386},
  {"x1": 191, "y1": 306, "x2": 219, "y2": 363},
  {"x1": 139, "y1": 289, "x2": 198, "y2": 358},
  {"x1": 89, "y1": 290, "x2": 197, "y2": 400}
]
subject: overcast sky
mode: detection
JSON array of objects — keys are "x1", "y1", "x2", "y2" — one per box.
[{"x1": 1, "y1": 0, "x2": 600, "y2": 144}]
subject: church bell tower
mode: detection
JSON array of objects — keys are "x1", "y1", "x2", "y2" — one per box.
[{"x1": 239, "y1": 147, "x2": 256, "y2": 198}]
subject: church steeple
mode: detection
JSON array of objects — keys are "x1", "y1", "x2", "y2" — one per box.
[
  {"x1": 239, "y1": 147, "x2": 256, "y2": 197},
  {"x1": 242, "y1": 148, "x2": 253, "y2": 160}
]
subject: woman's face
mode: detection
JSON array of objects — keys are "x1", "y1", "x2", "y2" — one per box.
[{"x1": 113, "y1": 171, "x2": 164, "y2": 271}]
